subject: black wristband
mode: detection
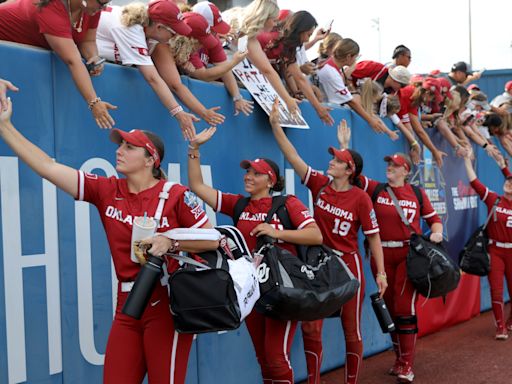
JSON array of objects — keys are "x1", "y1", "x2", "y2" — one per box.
[{"x1": 482, "y1": 142, "x2": 488, "y2": 149}]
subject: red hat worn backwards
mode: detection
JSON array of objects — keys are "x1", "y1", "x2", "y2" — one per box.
[
  {"x1": 192, "y1": 1, "x2": 231, "y2": 35},
  {"x1": 505, "y1": 81, "x2": 512, "y2": 92},
  {"x1": 148, "y1": 0, "x2": 192, "y2": 37},
  {"x1": 183, "y1": 12, "x2": 219, "y2": 49},
  {"x1": 384, "y1": 154, "x2": 410, "y2": 172},
  {"x1": 110, "y1": 129, "x2": 161, "y2": 168},
  {"x1": 240, "y1": 159, "x2": 277, "y2": 185}
]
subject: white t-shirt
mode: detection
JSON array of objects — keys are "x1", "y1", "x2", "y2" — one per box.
[
  {"x1": 296, "y1": 45, "x2": 308, "y2": 66},
  {"x1": 317, "y1": 57, "x2": 353, "y2": 105},
  {"x1": 96, "y1": 6, "x2": 153, "y2": 66}
]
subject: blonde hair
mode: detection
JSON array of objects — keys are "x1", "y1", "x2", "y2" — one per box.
[
  {"x1": 223, "y1": 6, "x2": 245, "y2": 33},
  {"x1": 318, "y1": 32, "x2": 342, "y2": 57},
  {"x1": 443, "y1": 91, "x2": 462, "y2": 120},
  {"x1": 360, "y1": 80, "x2": 383, "y2": 115},
  {"x1": 169, "y1": 35, "x2": 200, "y2": 66},
  {"x1": 240, "y1": 0, "x2": 279, "y2": 39},
  {"x1": 332, "y1": 38, "x2": 358, "y2": 61},
  {"x1": 121, "y1": 3, "x2": 149, "y2": 27}
]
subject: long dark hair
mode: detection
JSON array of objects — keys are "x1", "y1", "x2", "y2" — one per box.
[
  {"x1": 278, "y1": 11, "x2": 317, "y2": 65},
  {"x1": 261, "y1": 158, "x2": 285, "y2": 192},
  {"x1": 347, "y1": 149, "x2": 363, "y2": 185},
  {"x1": 142, "y1": 130, "x2": 167, "y2": 180}
]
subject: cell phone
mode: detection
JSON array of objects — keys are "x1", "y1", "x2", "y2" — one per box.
[
  {"x1": 322, "y1": 19, "x2": 333, "y2": 33},
  {"x1": 86, "y1": 58, "x2": 106, "y2": 72}
]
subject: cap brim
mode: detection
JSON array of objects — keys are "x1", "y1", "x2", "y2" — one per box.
[
  {"x1": 198, "y1": 34, "x2": 219, "y2": 50},
  {"x1": 240, "y1": 160, "x2": 252, "y2": 169},
  {"x1": 212, "y1": 21, "x2": 231, "y2": 35},
  {"x1": 110, "y1": 129, "x2": 125, "y2": 144},
  {"x1": 383, "y1": 155, "x2": 393, "y2": 163},
  {"x1": 171, "y1": 21, "x2": 192, "y2": 36}
]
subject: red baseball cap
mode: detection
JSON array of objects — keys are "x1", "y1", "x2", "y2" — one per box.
[
  {"x1": 240, "y1": 159, "x2": 277, "y2": 185},
  {"x1": 435, "y1": 77, "x2": 453, "y2": 100},
  {"x1": 467, "y1": 84, "x2": 480, "y2": 91},
  {"x1": 192, "y1": 1, "x2": 231, "y2": 35},
  {"x1": 384, "y1": 154, "x2": 410, "y2": 172},
  {"x1": 148, "y1": 0, "x2": 192, "y2": 37},
  {"x1": 505, "y1": 81, "x2": 512, "y2": 92},
  {"x1": 183, "y1": 12, "x2": 218, "y2": 49},
  {"x1": 278, "y1": 9, "x2": 292, "y2": 21},
  {"x1": 110, "y1": 129, "x2": 161, "y2": 168},
  {"x1": 328, "y1": 147, "x2": 355, "y2": 173},
  {"x1": 409, "y1": 74, "x2": 424, "y2": 84}
]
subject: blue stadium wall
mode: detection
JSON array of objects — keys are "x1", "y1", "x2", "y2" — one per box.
[{"x1": 0, "y1": 42, "x2": 511, "y2": 384}]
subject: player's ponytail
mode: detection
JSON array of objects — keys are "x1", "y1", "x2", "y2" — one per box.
[
  {"x1": 262, "y1": 158, "x2": 285, "y2": 193},
  {"x1": 142, "y1": 131, "x2": 166, "y2": 180}
]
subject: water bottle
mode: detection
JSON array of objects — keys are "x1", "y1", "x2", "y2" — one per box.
[
  {"x1": 122, "y1": 254, "x2": 164, "y2": 319},
  {"x1": 370, "y1": 293, "x2": 395, "y2": 333}
]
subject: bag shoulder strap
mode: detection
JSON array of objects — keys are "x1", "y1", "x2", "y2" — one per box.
[
  {"x1": 154, "y1": 181, "x2": 177, "y2": 222},
  {"x1": 386, "y1": 186, "x2": 415, "y2": 234},
  {"x1": 483, "y1": 197, "x2": 501, "y2": 229},
  {"x1": 410, "y1": 184, "x2": 424, "y2": 212},
  {"x1": 371, "y1": 182, "x2": 388, "y2": 203},
  {"x1": 265, "y1": 195, "x2": 293, "y2": 230},
  {"x1": 314, "y1": 178, "x2": 332, "y2": 206},
  {"x1": 232, "y1": 196, "x2": 251, "y2": 226}
]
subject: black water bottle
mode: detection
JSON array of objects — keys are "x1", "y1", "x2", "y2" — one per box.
[
  {"x1": 370, "y1": 293, "x2": 395, "y2": 333},
  {"x1": 122, "y1": 254, "x2": 164, "y2": 319}
]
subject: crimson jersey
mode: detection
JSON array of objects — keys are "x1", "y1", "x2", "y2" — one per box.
[
  {"x1": 350, "y1": 60, "x2": 388, "y2": 87},
  {"x1": 0, "y1": 0, "x2": 100, "y2": 49},
  {"x1": 77, "y1": 172, "x2": 208, "y2": 281},
  {"x1": 397, "y1": 85, "x2": 419, "y2": 123},
  {"x1": 470, "y1": 178, "x2": 512, "y2": 243},
  {"x1": 215, "y1": 191, "x2": 315, "y2": 254},
  {"x1": 257, "y1": 30, "x2": 283, "y2": 61},
  {"x1": 304, "y1": 167, "x2": 379, "y2": 253},
  {"x1": 360, "y1": 176, "x2": 441, "y2": 241},
  {"x1": 189, "y1": 40, "x2": 227, "y2": 69}
]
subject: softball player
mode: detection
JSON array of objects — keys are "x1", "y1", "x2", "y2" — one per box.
[
  {"x1": 463, "y1": 151, "x2": 512, "y2": 340},
  {"x1": 187, "y1": 127, "x2": 323, "y2": 384},
  {"x1": 0, "y1": 99, "x2": 219, "y2": 384},
  {"x1": 270, "y1": 100, "x2": 387, "y2": 384}
]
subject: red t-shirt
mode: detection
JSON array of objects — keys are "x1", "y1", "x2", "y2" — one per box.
[
  {"x1": 470, "y1": 178, "x2": 512, "y2": 243},
  {"x1": 397, "y1": 85, "x2": 419, "y2": 123},
  {"x1": 360, "y1": 176, "x2": 441, "y2": 241},
  {"x1": 257, "y1": 30, "x2": 282, "y2": 61},
  {"x1": 77, "y1": 172, "x2": 208, "y2": 281},
  {"x1": 304, "y1": 167, "x2": 379, "y2": 253},
  {"x1": 215, "y1": 191, "x2": 315, "y2": 254},
  {"x1": 189, "y1": 41, "x2": 227, "y2": 69},
  {"x1": 350, "y1": 60, "x2": 388, "y2": 87},
  {"x1": 0, "y1": 0, "x2": 100, "y2": 49}
]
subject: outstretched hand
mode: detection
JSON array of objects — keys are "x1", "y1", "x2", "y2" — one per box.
[
  {"x1": 0, "y1": 79, "x2": 18, "y2": 112},
  {"x1": 269, "y1": 98, "x2": 281, "y2": 126},
  {"x1": 0, "y1": 96, "x2": 12, "y2": 125},
  {"x1": 190, "y1": 126, "x2": 217, "y2": 148},
  {"x1": 337, "y1": 119, "x2": 351, "y2": 149}
]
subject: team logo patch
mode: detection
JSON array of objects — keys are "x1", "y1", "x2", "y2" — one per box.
[
  {"x1": 183, "y1": 191, "x2": 199, "y2": 208},
  {"x1": 370, "y1": 209, "x2": 378, "y2": 227},
  {"x1": 256, "y1": 263, "x2": 270, "y2": 283}
]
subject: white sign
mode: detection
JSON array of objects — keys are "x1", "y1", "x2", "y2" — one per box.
[{"x1": 232, "y1": 61, "x2": 309, "y2": 129}]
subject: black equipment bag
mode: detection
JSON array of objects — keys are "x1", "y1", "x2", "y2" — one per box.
[
  {"x1": 252, "y1": 197, "x2": 360, "y2": 321},
  {"x1": 407, "y1": 233, "x2": 460, "y2": 298},
  {"x1": 383, "y1": 186, "x2": 460, "y2": 298},
  {"x1": 458, "y1": 198, "x2": 499, "y2": 276},
  {"x1": 169, "y1": 225, "x2": 259, "y2": 334}
]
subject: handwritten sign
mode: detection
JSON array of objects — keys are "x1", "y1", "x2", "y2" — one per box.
[{"x1": 232, "y1": 59, "x2": 309, "y2": 129}]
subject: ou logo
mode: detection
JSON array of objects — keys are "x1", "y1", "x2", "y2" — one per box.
[{"x1": 257, "y1": 263, "x2": 270, "y2": 283}]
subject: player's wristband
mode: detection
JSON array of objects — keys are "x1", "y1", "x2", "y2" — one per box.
[{"x1": 169, "y1": 105, "x2": 183, "y2": 117}]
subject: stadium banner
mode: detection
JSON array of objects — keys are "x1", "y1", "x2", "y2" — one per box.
[{"x1": 0, "y1": 42, "x2": 507, "y2": 383}]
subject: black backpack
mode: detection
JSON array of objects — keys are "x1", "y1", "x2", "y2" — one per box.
[
  {"x1": 382, "y1": 185, "x2": 460, "y2": 298},
  {"x1": 458, "y1": 198, "x2": 499, "y2": 276}
]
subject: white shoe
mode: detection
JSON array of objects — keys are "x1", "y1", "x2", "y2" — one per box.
[{"x1": 397, "y1": 365, "x2": 414, "y2": 383}]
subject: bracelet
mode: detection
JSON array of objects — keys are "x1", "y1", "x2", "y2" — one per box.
[
  {"x1": 453, "y1": 144, "x2": 461, "y2": 152},
  {"x1": 169, "y1": 105, "x2": 184, "y2": 117},
  {"x1": 88, "y1": 97, "x2": 101, "y2": 110},
  {"x1": 169, "y1": 239, "x2": 180, "y2": 253},
  {"x1": 233, "y1": 95, "x2": 243, "y2": 102},
  {"x1": 411, "y1": 140, "x2": 419, "y2": 147},
  {"x1": 482, "y1": 142, "x2": 488, "y2": 149},
  {"x1": 188, "y1": 144, "x2": 198, "y2": 150},
  {"x1": 376, "y1": 272, "x2": 387, "y2": 282},
  {"x1": 188, "y1": 152, "x2": 200, "y2": 159}
]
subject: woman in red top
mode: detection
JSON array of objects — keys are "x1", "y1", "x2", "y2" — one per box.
[
  {"x1": 187, "y1": 127, "x2": 323, "y2": 384},
  {"x1": 339, "y1": 125, "x2": 443, "y2": 384},
  {"x1": 463, "y1": 150, "x2": 512, "y2": 340},
  {"x1": 0, "y1": 99, "x2": 219, "y2": 383},
  {"x1": 0, "y1": 0, "x2": 117, "y2": 128},
  {"x1": 270, "y1": 100, "x2": 387, "y2": 384},
  {"x1": 257, "y1": 10, "x2": 334, "y2": 126}
]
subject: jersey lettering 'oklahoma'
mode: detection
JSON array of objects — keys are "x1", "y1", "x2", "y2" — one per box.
[
  {"x1": 496, "y1": 206, "x2": 512, "y2": 215},
  {"x1": 239, "y1": 212, "x2": 280, "y2": 222},
  {"x1": 105, "y1": 205, "x2": 170, "y2": 228},
  {"x1": 316, "y1": 197, "x2": 354, "y2": 221},
  {"x1": 376, "y1": 196, "x2": 418, "y2": 208}
]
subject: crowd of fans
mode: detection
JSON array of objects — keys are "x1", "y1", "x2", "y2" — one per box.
[{"x1": 1, "y1": 0, "x2": 512, "y2": 384}]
